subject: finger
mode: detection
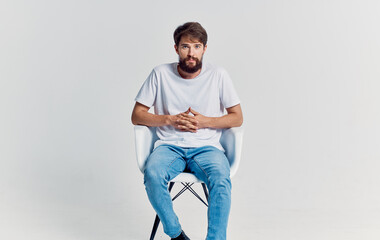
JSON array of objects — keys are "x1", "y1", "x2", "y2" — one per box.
[
  {"x1": 184, "y1": 116, "x2": 199, "y2": 125},
  {"x1": 186, "y1": 122, "x2": 198, "y2": 131},
  {"x1": 176, "y1": 120, "x2": 198, "y2": 131},
  {"x1": 177, "y1": 124, "x2": 197, "y2": 133},
  {"x1": 178, "y1": 113, "x2": 192, "y2": 118},
  {"x1": 187, "y1": 118, "x2": 199, "y2": 126},
  {"x1": 177, "y1": 119, "x2": 197, "y2": 127},
  {"x1": 189, "y1": 108, "x2": 199, "y2": 115},
  {"x1": 178, "y1": 114, "x2": 196, "y2": 121},
  {"x1": 177, "y1": 118, "x2": 198, "y2": 126}
]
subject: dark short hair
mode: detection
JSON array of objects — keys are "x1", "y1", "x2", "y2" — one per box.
[{"x1": 173, "y1": 22, "x2": 208, "y2": 47}]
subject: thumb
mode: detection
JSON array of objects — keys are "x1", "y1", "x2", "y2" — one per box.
[
  {"x1": 184, "y1": 107, "x2": 191, "y2": 114},
  {"x1": 189, "y1": 107, "x2": 199, "y2": 115}
]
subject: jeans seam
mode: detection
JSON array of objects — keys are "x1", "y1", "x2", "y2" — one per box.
[
  {"x1": 192, "y1": 158, "x2": 210, "y2": 185},
  {"x1": 168, "y1": 156, "x2": 185, "y2": 168}
]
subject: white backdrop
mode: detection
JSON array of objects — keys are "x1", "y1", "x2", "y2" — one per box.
[{"x1": 1, "y1": 0, "x2": 380, "y2": 239}]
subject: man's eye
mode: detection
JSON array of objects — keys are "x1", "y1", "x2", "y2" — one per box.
[
  {"x1": 182, "y1": 46, "x2": 188, "y2": 49},
  {"x1": 195, "y1": 45, "x2": 201, "y2": 49}
]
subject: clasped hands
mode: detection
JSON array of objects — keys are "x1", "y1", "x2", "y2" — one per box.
[{"x1": 169, "y1": 107, "x2": 209, "y2": 133}]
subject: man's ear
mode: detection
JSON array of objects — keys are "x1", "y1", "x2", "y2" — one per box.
[
  {"x1": 203, "y1": 44, "x2": 207, "y2": 53},
  {"x1": 174, "y1": 44, "x2": 179, "y2": 54}
]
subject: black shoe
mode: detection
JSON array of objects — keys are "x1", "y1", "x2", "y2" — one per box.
[{"x1": 171, "y1": 230, "x2": 190, "y2": 240}]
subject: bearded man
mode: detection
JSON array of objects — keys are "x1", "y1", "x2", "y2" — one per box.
[{"x1": 131, "y1": 22, "x2": 243, "y2": 240}]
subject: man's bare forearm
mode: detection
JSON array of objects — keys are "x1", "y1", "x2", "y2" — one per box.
[
  {"x1": 190, "y1": 104, "x2": 243, "y2": 130},
  {"x1": 131, "y1": 105, "x2": 170, "y2": 127},
  {"x1": 131, "y1": 102, "x2": 198, "y2": 132},
  {"x1": 132, "y1": 102, "x2": 243, "y2": 131},
  {"x1": 204, "y1": 112, "x2": 243, "y2": 129}
]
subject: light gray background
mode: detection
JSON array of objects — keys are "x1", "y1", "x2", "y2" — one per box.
[{"x1": 1, "y1": 0, "x2": 379, "y2": 239}]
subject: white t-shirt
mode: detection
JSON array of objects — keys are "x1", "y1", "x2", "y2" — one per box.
[{"x1": 135, "y1": 62, "x2": 240, "y2": 150}]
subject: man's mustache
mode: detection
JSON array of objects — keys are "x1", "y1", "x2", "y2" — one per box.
[{"x1": 186, "y1": 57, "x2": 199, "y2": 61}]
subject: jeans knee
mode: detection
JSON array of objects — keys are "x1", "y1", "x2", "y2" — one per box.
[
  {"x1": 144, "y1": 167, "x2": 166, "y2": 186},
  {"x1": 208, "y1": 177, "x2": 231, "y2": 205},
  {"x1": 209, "y1": 175, "x2": 231, "y2": 192}
]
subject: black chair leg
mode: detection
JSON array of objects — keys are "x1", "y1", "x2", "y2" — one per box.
[
  {"x1": 149, "y1": 182, "x2": 175, "y2": 240},
  {"x1": 201, "y1": 183, "x2": 209, "y2": 202},
  {"x1": 149, "y1": 215, "x2": 160, "y2": 240}
]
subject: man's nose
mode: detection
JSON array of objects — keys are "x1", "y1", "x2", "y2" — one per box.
[{"x1": 188, "y1": 46, "x2": 195, "y2": 56}]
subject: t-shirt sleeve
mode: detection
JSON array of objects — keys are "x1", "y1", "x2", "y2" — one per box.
[
  {"x1": 135, "y1": 70, "x2": 157, "y2": 108},
  {"x1": 219, "y1": 69, "x2": 240, "y2": 109}
]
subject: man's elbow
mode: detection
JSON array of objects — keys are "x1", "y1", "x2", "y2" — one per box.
[
  {"x1": 228, "y1": 115, "x2": 243, "y2": 128},
  {"x1": 131, "y1": 112, "x2": 139, "y2": 125},
  {"x1": 227, "y1": 105, "x2": 243, "y2": 127},
  {"x1": 235, "y1": 116, "x2": 243, "y2": 127},
  {"x1": 233, "y1": 110, "x2": 243, "y2": 127}
]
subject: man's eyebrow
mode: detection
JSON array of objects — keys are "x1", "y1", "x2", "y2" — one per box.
[{"x1": 180, "y1": 43, "x2": 202, "y2": 46}]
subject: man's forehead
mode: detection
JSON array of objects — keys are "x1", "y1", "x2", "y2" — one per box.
[{"x1": 179, "y1": 35, "x2": 202, "y2": 45}]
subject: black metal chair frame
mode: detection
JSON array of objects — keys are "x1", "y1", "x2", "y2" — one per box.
[{"x1": 149, "y1": 182, "x2": 209, "y2": 240}]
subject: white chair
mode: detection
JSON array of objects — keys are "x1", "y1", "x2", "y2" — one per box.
[{"x1": 134, "y1": 125, "x2": 243, "y2": 240}]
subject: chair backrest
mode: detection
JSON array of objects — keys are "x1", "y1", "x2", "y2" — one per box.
[
  {"x1": 134, "y1": 125, "x2": 243, "y2": 178},
  {"x1": 134, "y1": 126, "x2": 158, "y2": 173},
  {"x1": 220, "y1": 127, "x2": 243, "y2": 178}
]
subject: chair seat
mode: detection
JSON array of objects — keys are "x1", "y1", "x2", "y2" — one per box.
[{"x1": 171, "y1": 172, "x2": 203, "y2": 183}]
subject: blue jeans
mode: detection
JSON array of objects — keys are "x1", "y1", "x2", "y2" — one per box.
[{"x1": 144, "y1": 144, "x2": 231, "y2": 240}]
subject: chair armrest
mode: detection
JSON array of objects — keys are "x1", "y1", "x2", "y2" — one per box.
[
  {"x1": 134, "y1": 125, "x2": 158, "y2": 173},
  {"x1": 220, "y1": 127, "x2": 244, "y2": 178}
]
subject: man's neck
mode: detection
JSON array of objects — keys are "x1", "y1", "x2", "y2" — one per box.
[{"x1": 177, "y1": 65, "x2": 202, "y2": 79}]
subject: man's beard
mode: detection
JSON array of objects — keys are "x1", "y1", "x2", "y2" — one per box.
[{"x1": 178, "y1": 56, "x2": 203, "y2": 74}]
